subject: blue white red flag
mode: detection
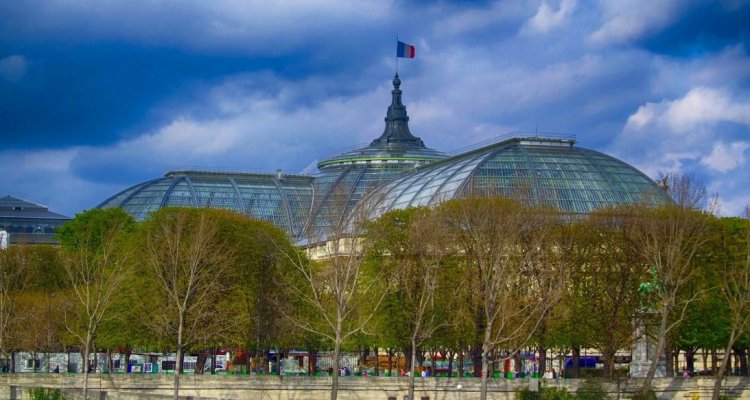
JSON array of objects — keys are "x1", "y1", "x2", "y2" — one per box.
[{"x1": 397, "y1": 41, "x2": 416, "y2": 58}]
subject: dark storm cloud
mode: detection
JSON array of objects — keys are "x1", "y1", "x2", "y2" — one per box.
[
  {"x1": 0, "y1": 0, "x2": 398, "y2": 149},
  {"x1": 637, "y1": 1, "x2": 750, "y2": 57}
]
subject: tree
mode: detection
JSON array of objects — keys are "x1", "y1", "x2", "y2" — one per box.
[
  {"x1": 58, "y1": 208, "x2": 135, "y2": 400},
  {"x1": 280, "y1": 190, "x2": 387, "y2": 400},
  {"x1": 0, "y1": 245, "x2": 32, "y2": 371},
  {"x1": 137, "y1": 208, "x2": 234, "y2": 400},
  {"x1": 366, "y1": 208, "x2": 452, "y2": 400},
  {"x1": 217, "y1": 214, "x2": 298, "y2": 373},
  {"x1": 569, "y1": 207, "x2": 650, "y2": 378},
  {"x1": 436, "y1": 197, "x2": 565, "y2": 400},
  {"x1": 712, "y1": 211, "x2": 750, "y2": 400},
  {"x1": 633, "y1": 174, "x2": 716, "y2": 392}
]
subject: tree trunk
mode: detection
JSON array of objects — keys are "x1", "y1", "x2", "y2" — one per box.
[
  {"x1": 736, "y1": 347, "x2": 748, "y2": 376},
  {"x1": 107, "y1": 349, "x2": 113, "y2": 374},
  {"x1": 330, "y1": 339, "x2": 341, "y2": 400},
  {"x1": 480, "y1": 349, "x2": 490, "y2": 400},
  {"x1": 539, "y1": 346, "x2": 548, "y2": 377},
  {"x1": 712, "y1": 348, "x2": 718, "y2": 375},
  {"x1": 457, "y1": 349, "x2": 464, "y2": 378},
  {"x1": 195, "y1": 349, "x2": 208, "y2": 375},
  {"x1": 174, "y1": 314, "x2": 183, "y2": 400},
  {"x1": 212, "y1": 347, "x2": 218, "y2": 374},
  {"x1": 447, "y1": 350, "x2": 454, "y2": 378},
  {"x1": 571, "y1": 346, "x2": 580, "y2": 379},
  {"x1": 409, "y1": 339, "x2": 417, "y2": 400},
  {"x1": 685, "y1": 348, "x2": 695, "y2": 376},
  {"x1": 124, "y1": 346, "x2": 132, "y2": 374},
  {"x1": 665, "y1": 344, "x2": 674, "y2": 377},
  {"x1": 83, "y1": 334, "x2": 91, "y2": 400},
  {"x1": 10, "y1": 351, "x2": 15, "y2": 373},
  {"x1": 472, "y1": 344, "x2": 482, "y2": 378},
  {"x1": 713, "y1": 334, "x2": 736, "y2": 400},
  {"x1": 602, "y1": 349, "x2": 615, "y2": 379},
  {"x1": 373, "y1": 347, "x2": 378, "y2": 376}
]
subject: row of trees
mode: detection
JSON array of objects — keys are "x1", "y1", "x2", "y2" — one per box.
[{"x1": 0, "y1": 175, "x2": 748, "y2": 400}]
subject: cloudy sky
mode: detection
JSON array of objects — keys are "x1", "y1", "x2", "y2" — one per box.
[{"x1": 1, "y1": 0, "x2": 749, "y2": 217}]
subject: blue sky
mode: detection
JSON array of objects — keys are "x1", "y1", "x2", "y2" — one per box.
[{"x1": 1, "y1": 0, "x2": 749, "y2": 217}]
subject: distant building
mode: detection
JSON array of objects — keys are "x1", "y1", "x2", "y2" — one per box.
[
  {"x1": 0, "y1": 195, "x2": 70, "y2": 246},
  {"x1": 99, "y1": 75, "x2": 670, "y2": 242}
]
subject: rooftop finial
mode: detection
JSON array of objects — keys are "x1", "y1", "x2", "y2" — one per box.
[{"x1": 370, "y1": 74, "x2": 424, "y2": 147}]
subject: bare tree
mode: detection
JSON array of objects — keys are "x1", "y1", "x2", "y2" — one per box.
[
  {"x1": 141, "y1": 208, "x2": 233, "y2": 400},
  {"x1": 634, "y1": 173, "x2": 716, "y2": 392},
  {"x1": 61, "y1": 217, "x2": 132, "y2": 400},
  {"x1": 367, "y1": 208, "x2": 453, "y2": 400},
  {"x1": 437, "y1": 197, "x2": 565, "y2": 400},
  {"x1": 712, "y1": 207, "x2": 750, "y2": 400},
  {"x1": 279, "y1": 189, "x2": 387, "y2": 400}
]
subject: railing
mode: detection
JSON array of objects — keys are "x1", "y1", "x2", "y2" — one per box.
[{"x1": 449, "y1": 131, "x2": 576, "y2": 156}]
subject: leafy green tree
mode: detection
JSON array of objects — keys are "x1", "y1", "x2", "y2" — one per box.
[
  {"x1": 712, "y1": 213, "x2": 750, "y2": 400},
  {"x1": 57, "y1": 208, "x2": 135, "y2": 400},
  {"x1": 135, "y1": 207, "x2": 235, "y2": 400},
  {"x1": 212, "y1": 212, "x2": 299, "y2": 373},
  {"x1": 0, "y1": 245, "x2": 32, "y2": 368}
]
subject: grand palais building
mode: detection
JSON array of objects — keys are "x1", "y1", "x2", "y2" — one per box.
[{"x1": 98, "y1": 75, "x2": 669, "y2": 242}]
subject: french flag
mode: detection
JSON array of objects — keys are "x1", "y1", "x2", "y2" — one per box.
[{"x1": 397, "y1": 41, "x2": 416, "y2": 58}]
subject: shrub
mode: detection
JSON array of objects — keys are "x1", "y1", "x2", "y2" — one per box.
[
  {"x1": 516, "y1": 386, "x2": 576, "y2": 400},
  {"x1": 27, "y1": 388, "x2": 67, "y2": 400}
]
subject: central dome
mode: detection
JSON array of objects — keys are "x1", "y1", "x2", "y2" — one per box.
[
  {"x1": 316, "y1": 74, "x2": 446, "y2": 170},
  {"x1": 305, "y1": 74, "x2": 448, "y2": 237}
]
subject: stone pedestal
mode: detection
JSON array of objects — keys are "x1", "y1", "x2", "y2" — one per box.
[{"x1": 630, "y1": 319, "x2": 666, "y2": 378}]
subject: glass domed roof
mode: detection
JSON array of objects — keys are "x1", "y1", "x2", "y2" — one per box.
[{"x1": 358, "y1": 135, "x2": 671, "y2": 220}]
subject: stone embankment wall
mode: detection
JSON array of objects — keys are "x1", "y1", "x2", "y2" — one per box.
[{"x1": 1, "y1": 375, "x2": 749, "y2": 400}]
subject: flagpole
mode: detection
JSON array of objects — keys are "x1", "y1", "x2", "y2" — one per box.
[{"x1": 396, "y1": 33, "x2": 399, "y2": 75}]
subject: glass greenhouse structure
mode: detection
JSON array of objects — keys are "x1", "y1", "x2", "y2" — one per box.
[{"x1": 99, "y1": 75, "x2": 670, "y2": 242}]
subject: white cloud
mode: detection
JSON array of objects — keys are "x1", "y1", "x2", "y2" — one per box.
[
  {"x1": 589, "y1": 0, "x2": 680, "y2": 46},
  {"x1": 700, "y1": 141, "x2": 749, "y2": 172},
  {"x1": 436, "y1": 1, "x2": 527, "y2": 36},
  {"x1": 0, "y1": 55, "x2": 28, "y2": 82},
  {"x1": 521, "y1": 0, "x2": 577, "y2": 35},
  {"x1": 612, "y1": 86, "x2": 750, "y2": 216},
  {"x1": 625, "y1": 87, "x2": 750, "y2": 132}
]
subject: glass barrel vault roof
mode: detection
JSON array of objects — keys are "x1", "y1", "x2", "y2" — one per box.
[{"x1": 98, "y1": 171, "x2": 314, "y2": 238}]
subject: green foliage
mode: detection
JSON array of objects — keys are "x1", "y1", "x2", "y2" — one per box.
[
  {"x1": 27, "y1": 388, "x2": 67, "y2": 400},
  {"x1": 55, "y1": 207, "x2": 136, "y2": 250}
]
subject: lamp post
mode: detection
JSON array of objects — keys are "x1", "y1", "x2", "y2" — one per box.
[{"x1": 456, "y1": 384, "x2": 462, "y2": 400}]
